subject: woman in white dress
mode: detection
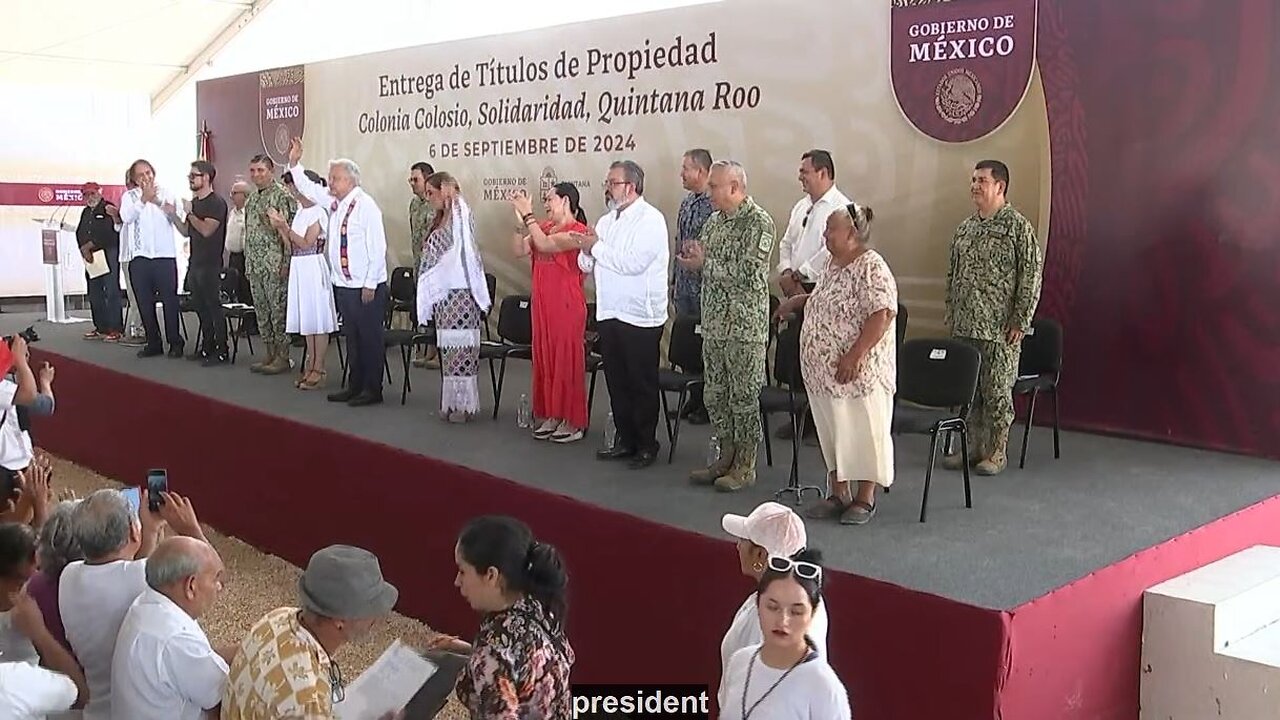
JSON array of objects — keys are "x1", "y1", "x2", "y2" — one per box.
[
  {"x1": 270, "y1": 169, "x2": 337, "y2": 390},
  {"x1": 718, "y1": 550, "x2": 852, "y2": 720}
]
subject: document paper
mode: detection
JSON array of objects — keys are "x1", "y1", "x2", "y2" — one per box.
[{"x1": 334, "y1": 639, "x2": 438, "y2": 720}]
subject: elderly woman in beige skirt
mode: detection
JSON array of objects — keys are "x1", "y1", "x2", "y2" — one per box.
[{"x1": 775, "y1": 203, "x2": 897, "y2": 525}]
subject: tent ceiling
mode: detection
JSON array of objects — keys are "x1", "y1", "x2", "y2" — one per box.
[{"x1": 0, "y1": 0, "x2": 268, "y2": 105}]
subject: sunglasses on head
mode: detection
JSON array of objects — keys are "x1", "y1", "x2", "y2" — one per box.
[{"x1": 768, "y1": 555, "x2": 822, "y2": 581}]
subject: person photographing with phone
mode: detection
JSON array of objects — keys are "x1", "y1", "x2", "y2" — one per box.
[{"x1": 0, "y1": 333, "x2": 55, "y2": 498}]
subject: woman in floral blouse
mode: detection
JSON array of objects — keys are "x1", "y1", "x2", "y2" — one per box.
[
  {"x1": 775, "y1": 203, "x2": 898, "y2": 525},
  {"x1": 430, "y1": 515, "x2": 574, "y2": 718}
]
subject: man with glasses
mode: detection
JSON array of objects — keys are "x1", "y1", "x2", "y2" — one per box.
[
  {"x1": 172, "y1": 161, "x2": 229, "y2": 365},
  {"x1": 75, "y1": 182, "x2": 123, "y2": 342},
  {"x1": 243, "y1": 154, "x2": 297, "y2": 375},
  {"x1": 224, "y1": 180, "x2": 255, "y2": 322},
  {"x1": 577, "y1": 160, "x2": 670, "y2": 469}
]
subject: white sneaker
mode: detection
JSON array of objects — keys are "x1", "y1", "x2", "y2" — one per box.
[
  {"x1": 551, "y1": 426, "x2": 584, "y2": 444},
  {"x1": 532, "y1": 419, "x2": 558, "y2": 439}
]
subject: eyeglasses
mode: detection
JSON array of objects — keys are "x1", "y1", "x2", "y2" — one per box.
[
  {"x1": 329, "y1": 660, "x2": 345, "y2": 703},
  {"x1": 768, "y1": 555, "x2": 822, "y2": 581},
  {"x1": 801, "y1": 205, "x2": 814, "y2": 228}
]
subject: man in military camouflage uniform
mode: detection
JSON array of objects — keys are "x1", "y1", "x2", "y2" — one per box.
[
  {"x1": 407, "y1": 161, "x2": 439, "y2": 368},
  {"x1": 677, "y1": 160, "x2": 776, "y2": 492},
  {"x1": 244, "y1": 153, "x2": 297, "y2": 374},
  {"x1": 943, "y1": 160, "x2": 1043, "y2": 475}
]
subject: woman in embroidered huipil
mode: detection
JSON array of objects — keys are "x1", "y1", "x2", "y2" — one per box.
[
  {"x1": 417, "y1": 173, "x2": 492, "y2": 423},
  {"x1": 508, "y1": 183, "x2": 591, "y2": 444},
  {"x1": 776, "y1": 203, "x2": 898, "y2": 526},
  {"x1": 429, "y1": 515, "x2": 574, "y2": 719},
  {"x1": 271, "y1": 170, "x2": 337, "y2": 390}
]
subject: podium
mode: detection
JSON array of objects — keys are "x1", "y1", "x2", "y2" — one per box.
[{"x1": 36, "y1": 220, "x2": 89, "y2": 324}]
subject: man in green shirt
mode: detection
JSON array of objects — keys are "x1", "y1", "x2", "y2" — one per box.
[
  {"x1": 677, "y1": 160, "x2": 776, "y2": 492},
  {"x1": 943, "y1": 160, "x2": 1044, "y2": 475},
  {"x1": 407, "y1": 161, "x2": 439, "y2": 369},
  {"x1": 244, "y1": 154, "x2": 297, "y2": 375}
]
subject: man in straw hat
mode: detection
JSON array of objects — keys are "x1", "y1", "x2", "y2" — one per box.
[{"x1": 222, "y1": 545, "x2": 401, "y2": 720}]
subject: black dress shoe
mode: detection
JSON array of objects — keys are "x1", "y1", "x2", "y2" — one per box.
[
  {"x1": 628, "y1": 446, "x2": 660, "y2": 469},
  {"x1": 137, "y1": 346, "x2": 164, "y2": 358},
  {"x1": 347, "y1": 392, "x2": 383, "y2": 407},
  {"x1": 201, "y1": 354, "x2": 229, "y2": 367},
  {"x1": 328, "y1": 389, "x2": 358, "y2": 403},
  {"x1": 596, "y1": 446, "x2": 636, "y2": 461}
]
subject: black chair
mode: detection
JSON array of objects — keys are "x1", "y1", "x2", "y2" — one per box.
[
  {"x1": 1014, "y1": 318, "x2": 1063, "y2": 469},
  {"x1": 585, "y1": 301, "x2": 602, "y2": 424},
  {"x1": 385, "y1": 266, "x2": 416, "y2": 329},
  {"x1": 480, "y1": 272, "x2": 497, "y2": 340},
  {"x1": 895, "y1": 302, "x2": 909, "y2": 352},
  {"x1": 892, "y1": 338, "x2": 982, "y2": 523},
  {"x1": 658, "y1": 315, "x2": 704, "y2": 463},
  {"x1": 759, "y1": 311, "x2": 822, "y2": 504},
  {"x1": 480, "y1": 295, "x2": 534, "y2": 419},
  {"x1": 220, "y1": 267, "x2": 257, "y2": 363}
]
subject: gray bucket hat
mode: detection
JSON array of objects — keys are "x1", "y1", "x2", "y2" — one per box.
[{"x1": 298, "y1": 545, "x2": 399, "y2": 619}]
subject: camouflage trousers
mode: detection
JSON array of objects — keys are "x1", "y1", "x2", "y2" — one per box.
[
  {"x1": 704, "y1": 338, "x2": 766, "y2": 449},
  {"x1": 957, "y1": 336, "x2": 1021, "y2": 456},
  {"x1": 247, "y1": 255, "x2": 289, "y2": 354}
]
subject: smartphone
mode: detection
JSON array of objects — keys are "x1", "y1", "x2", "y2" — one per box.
[
  {"x1": 146, "y1": 469, "x2": 168, "y2": 512},
  {"x1": 120, "y1": 487, "x2": 141, "y2": 517}
]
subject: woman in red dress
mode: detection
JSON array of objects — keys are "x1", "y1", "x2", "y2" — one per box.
[{"x1": 510, "y1": 183, "x2": 591, "y2": 443}]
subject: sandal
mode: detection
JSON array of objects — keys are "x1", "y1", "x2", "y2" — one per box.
[
  {"x1": 840, "y1": 500, "x2": 877, "y2": 526},
  {"x1": 300, "y1": 370, "x2": 327, "y2": 390},
  {"x1": 803, "y1": 495, "x2": 850, "y2": 520}
]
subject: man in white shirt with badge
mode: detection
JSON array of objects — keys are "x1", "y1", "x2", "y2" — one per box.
[
  {"x1": 119, "y1": 159, "x2": 185, "y2": 359},
  {"x1": 776, "y1": 150, "x2": 852, "y2": 296},
  {"x1": 576, "y1": 160, "x2": 670, "y2": 469},
  {"x1": 286, "y1": 137, "x2": 390, "y2": 406},
  {"x1": 111, "y1": 536, "x2": 234, "y2": 720}
]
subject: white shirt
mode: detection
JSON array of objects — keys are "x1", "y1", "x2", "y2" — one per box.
[
  {"x1": 0, "y1": 662, "x2": 79, "y2": 720},
  {"x1": 116, "y1": 222, "x2": 133, "y2": 264},
  {"x1": 289, "y1": 162, "x2": 388, "y2": 290},
  {"x1": 717, "y1": 643, "x2": 851, "y2": 720},
  {"x1": 0, "y1": 609, "x2": 39, "y2": 665},
  {"x1": 776, "y1": 185, "x2": 852, "y2": 281},
  {"x1": 720, "y1": 592, "x2": 828, "y2": 677},
  {"x1": 110, "y1": 589, "x2": 228, "y2": 720},
  {"x1": 579, "y1": 197, "x2": 670, "y2": 328},
  {"x1": 0, "y1": 379, "x2": 33, "y2": 472},
  {"x1": 119, "y1": 188, "x2": 181, "y2": 260},
  {"x1": 58, "y1": 560, "x2": 148, "y2": 720},
  {"x1": 224, "y1": 206, "x2": 246, "y2": 254}
]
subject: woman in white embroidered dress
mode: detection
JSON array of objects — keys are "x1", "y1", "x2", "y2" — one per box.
[
  {"x1": 417, "y1": 173, "x2": 491, "y2": 423},
  {"x1": 270, "y1": 169, "x2": 337, "y2": 390}
]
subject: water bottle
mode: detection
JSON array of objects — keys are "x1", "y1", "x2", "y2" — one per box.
[
  {"x1": 516, "y1": 394, "x2": 532, "y2": 429},
  {"x1": 602, "y1": 412, "x2": 617, "y2": 450},
  {"x1": 706, "y1": 434, "x2": 721, "y2": 465}
]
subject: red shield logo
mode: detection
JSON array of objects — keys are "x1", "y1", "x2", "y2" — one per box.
[
  {"x1": 891, "y1": 0, "x2": 1038, "y2": 143},
  {"x1": 259, "y1": 66, "x2": 306, "y2": 166}
]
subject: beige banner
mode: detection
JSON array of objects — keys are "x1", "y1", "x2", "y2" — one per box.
[{"x1": 303, "y1": 0, "x2": 1050, "y2": 333}]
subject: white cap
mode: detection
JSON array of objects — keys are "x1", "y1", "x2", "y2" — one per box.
[{"x1": 721, "y1": 502, "x2": 807, "y2": 558}]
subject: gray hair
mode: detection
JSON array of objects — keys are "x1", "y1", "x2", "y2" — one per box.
[
  {"x1": 37, "y1": 500, "x2": 83, "y2": 576},
  {"x1": 832, "y1": 202, "x2": 876, "y2": 244},
  {"x1": 710, "y1": 160, "x2": 748, "y2": 190},
  {"x1": 329, "y1": 158, "x2": 362, "y2": 184},
  {"x1": 145, "y1": 538, "x2": 207, "y2": 591},
  {"x1": 609, "y1": 160, "x2": 645, "y2": 195},
  {"x1": 74, "y1": 489, "x2": 136, "y2": 561}
]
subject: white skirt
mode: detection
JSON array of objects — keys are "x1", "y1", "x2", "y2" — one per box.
[
  {"x1": 286, "y1": 254, "x2": 338, "y2": 335},
  {"x1": 809, "y1": 387, "x2": 895, "y2": 488}
]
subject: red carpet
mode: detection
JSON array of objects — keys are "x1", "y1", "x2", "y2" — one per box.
[{"x1": 32, "y1": 349, "x2": 1280, "y2": 718}]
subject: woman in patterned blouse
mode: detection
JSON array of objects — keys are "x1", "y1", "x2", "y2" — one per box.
[
  {"x1": 430, "y1": 515, "x2": 574, "y2": 718},
  {"x1": 774, "y1": 203, "x2": 898, "y2": 526}
]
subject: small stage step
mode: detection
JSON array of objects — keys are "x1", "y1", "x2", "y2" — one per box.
[{"x1": 1142, "y1": 545, "x2": 1280, "y2": 719}]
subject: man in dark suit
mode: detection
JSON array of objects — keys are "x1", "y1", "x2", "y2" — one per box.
[{"x1": 75, "y1": 182, "x2": 123, "y2": 341}]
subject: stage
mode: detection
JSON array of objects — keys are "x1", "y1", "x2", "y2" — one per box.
[{"x1": 12, "y1": 311, "x2": 1280, "y2": 719}]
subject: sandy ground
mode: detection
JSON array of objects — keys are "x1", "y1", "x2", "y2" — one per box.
[{"x1": 46, "y1": 454, "x2": 468, "y2": 719}]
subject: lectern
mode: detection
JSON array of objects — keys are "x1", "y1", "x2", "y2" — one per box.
[{"x1": 35, "y1": 220, "x2": 89, "y2": 324}]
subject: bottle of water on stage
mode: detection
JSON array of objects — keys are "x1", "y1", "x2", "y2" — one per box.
[
  {"x1": 707, "y1": 434, "x2": 720, "y2": 465},
  {"x1": 602, "y1": 412, "x2": 616, "y2": 450},
  {"x1": 517, "y1": 394, "x2": 531, "y2": 429}
]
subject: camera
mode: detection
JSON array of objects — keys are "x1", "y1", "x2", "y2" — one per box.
[{"x1": 3, "y1": 325, "x2": 39, "y2": 348}]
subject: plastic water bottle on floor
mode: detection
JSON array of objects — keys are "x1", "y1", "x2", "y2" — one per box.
[
  {"x1": 707, "y1": 434, "x2": 721, "y2": 465},
  {"x1": 517, "y1": 394, "x2": 532, "y2": 429},
  {"x1": 603, "y1": 412, "x2": 616, "y2": 450}
]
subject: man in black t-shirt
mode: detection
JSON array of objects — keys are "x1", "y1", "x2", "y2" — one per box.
[{"x1": 179, "y1": 161, "x2": 230, "y2": 365}]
